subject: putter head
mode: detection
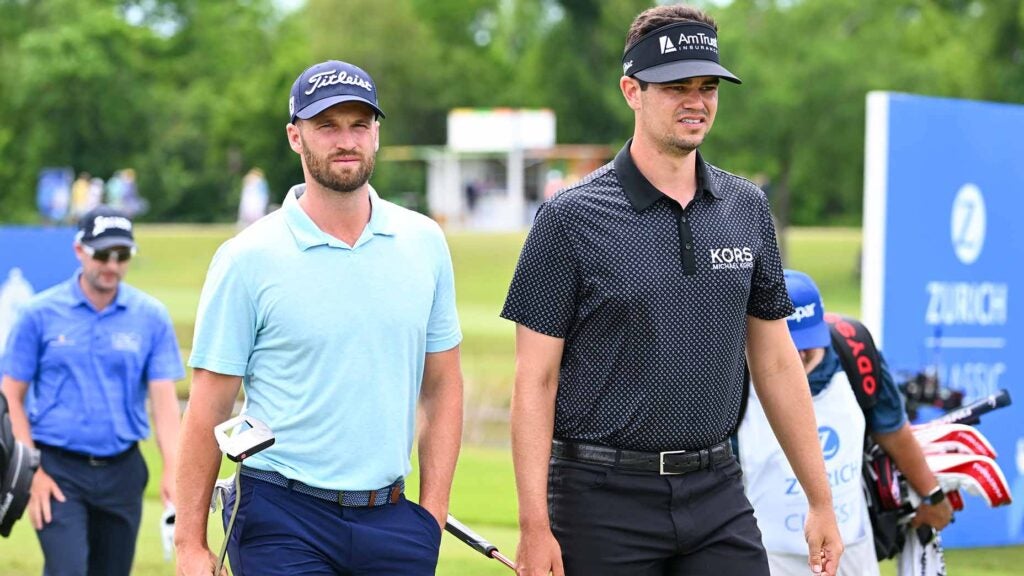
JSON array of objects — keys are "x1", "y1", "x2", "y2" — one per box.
[
  {"x1": 214, "y1": 415, "x2": 275, "y2": 462},
  {"x1": 160, "y1": 504, "x2": 175, "y2": 561}
]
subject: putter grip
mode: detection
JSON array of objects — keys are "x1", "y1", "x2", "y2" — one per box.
[{"x1": 445, "y1": 515, "x2": 498, "y2": 557}]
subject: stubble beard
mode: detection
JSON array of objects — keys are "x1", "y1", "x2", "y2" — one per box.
[
  {"x1": 302, "y1": 138, "x2": 376, "y2": 194},
  {"x1": 82, "y1": 267, "x2": 122, "y2": 294},
  {"x1": 659, "y1": 122, "x2": 707, "y2": 156}
]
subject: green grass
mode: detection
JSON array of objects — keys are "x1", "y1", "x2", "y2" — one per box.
[{"x1": 5, "y1": 224, "x2": 1021, "y2": 573}]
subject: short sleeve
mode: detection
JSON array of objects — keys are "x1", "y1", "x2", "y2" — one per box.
[
  {"x1": 425, "y1": 231, "x2": 463, "y2": 353},
  {"x1": 500, "y1": 202, "x2": 580, "y2": 337},
  {"x1": 747, "y1": 193, "x2": 794, "y2": 320},
  {"x1": 144, "y1": 304, "x2": 185, "y2": 382},
  {"x1": 188, "y1": 243, "x2": 257, "y2": 376},
  {"x1": 2, "y1": 307, "x2": 42, "y2": 383},
  {"x1": 866, "y1": 353, "x2": 908, "y2": 434}
]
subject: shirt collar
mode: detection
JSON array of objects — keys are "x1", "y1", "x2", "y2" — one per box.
[
  {"x1": 69, "y1": 270, "x2": 127, "y2": 312},
  {"x1": 613, "y1": 138, "x2": 722, "y2": 212},
  {"x1": 283, "y1": 184, "x2": 396, "y2": 251}
]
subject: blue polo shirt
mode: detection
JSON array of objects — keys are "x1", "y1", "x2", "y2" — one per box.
[
  {"x1": 190, "y1": 185, "x2": 462, "y2": 490},
  {"x1": 2, "y1": 273, "x2": 184, "y2": 456}
]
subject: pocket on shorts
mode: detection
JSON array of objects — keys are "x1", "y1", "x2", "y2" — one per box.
[{"x1": 407, "y1": 499, "x2": 443, "y2": 543}]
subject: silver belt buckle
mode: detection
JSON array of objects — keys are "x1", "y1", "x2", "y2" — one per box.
[{"x1": 659, "y1": 449, "x2": 687, "y2": 475}]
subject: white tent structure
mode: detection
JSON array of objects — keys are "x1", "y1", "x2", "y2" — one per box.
[{"x1": 380, "y1": 109, "x2": 614, "y2": 230}]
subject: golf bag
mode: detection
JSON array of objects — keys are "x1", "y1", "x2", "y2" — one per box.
[
  {"x1": 1, "y1": 392, "x2": 38, "y2": 537},
  {"x1": 824, "y1": 313, "x2": 906, "y2": 561}
]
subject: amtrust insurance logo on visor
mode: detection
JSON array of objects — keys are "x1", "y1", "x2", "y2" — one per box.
[
  {"x1": 658, "y1": 31, "x2": 718, "y2": 55},
  {"x1": 621, "y1": 21, "x2": 740, "y2": 84}
]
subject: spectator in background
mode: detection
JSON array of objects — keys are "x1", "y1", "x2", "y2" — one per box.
[
  {"x1": 105, "y1": 172, "x2": 124, "y2": 213},
  {"x1": 105, "y1": 169, "x2": 146, "y2": 219},
  {"x1": 70, "y1": 172, "x2": 92, "y2": 221},
  {"x1": 1, "y1": 205, "x2": 183, "y2": 576},
  {"x1": 237, "y1": 167, "x2": 270, "y2": 228},
  {"x1": 36, "y1": 168, "x2": 72, "y2": 225}
]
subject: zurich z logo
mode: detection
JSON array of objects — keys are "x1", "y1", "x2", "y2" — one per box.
[{"x1": 818, "y1": 426, "x2": 840, "y2": 460}]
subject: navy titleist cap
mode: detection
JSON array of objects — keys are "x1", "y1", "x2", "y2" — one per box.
[
  {"x1": 784, "y1": 269, "x2": 831, "y2": 351},
  {"x1": 76, "y1": 205, "x2": 135, "y2": 250},
  {"x1": 622, "y1": 21, "x2": 741, "y2": 84},
  {"x1": 289, "y1": 60, "x2": 385, "y2": 124}
]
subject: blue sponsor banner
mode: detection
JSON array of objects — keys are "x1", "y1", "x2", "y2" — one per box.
[
  {"x1": 863, "y1": 92, "x2": 1023, "y2": 547},
  {"x1": 0, "y1": 227, "x2": 79, "y2": 361}
]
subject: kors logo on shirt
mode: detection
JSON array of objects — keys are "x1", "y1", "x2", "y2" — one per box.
[{"x1": 709, "y1": 246, "x2": 753, "y2": 270}]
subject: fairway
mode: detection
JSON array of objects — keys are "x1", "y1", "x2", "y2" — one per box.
[{"x1": 3, "y1": 224, "x2": 1020, "y2": 574}]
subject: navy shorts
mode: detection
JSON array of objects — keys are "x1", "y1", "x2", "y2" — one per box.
[
  {"x1": 549, "y1": 454, "x2": 769, "y2": 576},
  {"x1": 222, "y1": 475, "x2": 442, "y2": 576}
]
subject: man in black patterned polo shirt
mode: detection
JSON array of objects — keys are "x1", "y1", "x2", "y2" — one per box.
[{"x1": 501, "y1": 5, "x2": 844, "y2": 576}]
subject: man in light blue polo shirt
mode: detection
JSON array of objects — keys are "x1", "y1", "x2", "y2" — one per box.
[
  {"x1": 1, "y1": 205, "x2": 184, "y2": 576},
  {"x1": 175, "y1": 59, "x2": 464, "y2": 576}
]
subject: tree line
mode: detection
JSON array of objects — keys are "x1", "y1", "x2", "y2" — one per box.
[{"x1": 0, "y1": 0, "x2": 1020, "y2": 224}]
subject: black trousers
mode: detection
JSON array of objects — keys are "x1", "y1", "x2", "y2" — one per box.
[
  {"x1": 35, "y1": 444, "x2": 148, "y2": 576},
  {"x1": 548, "y1": 454, "x2": 769, "y2": 576}
]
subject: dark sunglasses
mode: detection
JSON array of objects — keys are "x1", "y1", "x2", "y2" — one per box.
[{"x1": 82, "y1": 245, "x2": 135, "y2": 263}]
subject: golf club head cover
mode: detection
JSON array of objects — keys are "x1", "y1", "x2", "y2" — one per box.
[
  {"x1": 912, "y1": 423, "x2": 997, "y2": 459},
  {"x1": 923, "y1": 453, "x2": 1012, "y2": 507}
]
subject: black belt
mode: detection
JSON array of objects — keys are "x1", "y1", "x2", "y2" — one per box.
[
  {"x1": 36, "y1": 442, "x2": 138, "y2": 467},
  {"x1": 551, "y1": 439, "x2": 733, "y2": 475}
]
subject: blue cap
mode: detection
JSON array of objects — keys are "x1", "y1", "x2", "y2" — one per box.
[
  {"x1": 288, "y1": 60, "x2": 385, "y2": 124},
  {"x1": 784, "y1": 269, "x2": 830, "y2": 351}
]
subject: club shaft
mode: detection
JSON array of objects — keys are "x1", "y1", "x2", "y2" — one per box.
[
  {"x1": 929, "y1": 389, "x2": 1010, "y2": 426},
  {"x1": 492, "y1": 550, "x2": 517, "y2": 570}
]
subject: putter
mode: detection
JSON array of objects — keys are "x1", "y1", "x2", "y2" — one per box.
[
  {"x1": 445, "y1": 514, "x2": 516, "y2": 571},
  {"x1": 213, "y1": 416, "x2": 276, "y2": 576}
]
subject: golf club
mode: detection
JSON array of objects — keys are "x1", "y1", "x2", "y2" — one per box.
[
  {"x1": 445, "y1": 514, "x2": 516, "y2": 571},
  {"x1": 923, "y1": 389, "x2": 1011, "y2": 427}
]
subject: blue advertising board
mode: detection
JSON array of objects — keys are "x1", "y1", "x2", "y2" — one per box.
[
  {"x1": 0, "y1": 227, "x2": 79, "y2": 361},
  {"x1": 862, "y1": 92, "x2": 1024, "y2": 547}
]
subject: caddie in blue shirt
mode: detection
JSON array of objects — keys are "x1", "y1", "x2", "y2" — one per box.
[
  {"x1": 175, "y1": 59, "x2": 464, "y2": 576},
  {"x1": 1, "y1": 205, "x2": 184, "y2": 576}
]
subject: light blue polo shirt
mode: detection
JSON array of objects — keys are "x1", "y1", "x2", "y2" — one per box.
[
  {"x1": 2, "y1": 273, "x2": 184, "y2": 456},
  {"x1": 189, "y1": 185, "x2": 462, "y2": 490}
]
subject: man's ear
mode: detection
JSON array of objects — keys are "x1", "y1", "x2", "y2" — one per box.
[
  {"x1": 620, "y1": 76, "x2": 643, "y2": 111},
  {"x1": 286, "y1": 123, "x2": 303, "y2": 154},
  {"x1": 374, "y1": 120, "x2": 380, "y2": 152}
]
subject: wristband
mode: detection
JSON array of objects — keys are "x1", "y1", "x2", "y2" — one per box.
[{"x1": 924, "y1": 486, "x2": 946, "y2": 506}]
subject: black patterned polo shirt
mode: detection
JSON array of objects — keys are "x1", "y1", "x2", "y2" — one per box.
[{"x1": 500, "y1": 139, "x2": 794, "y2": 452}]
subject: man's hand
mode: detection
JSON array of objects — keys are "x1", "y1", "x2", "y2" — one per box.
[
  {"x1": 419, "y1": 501, "x2": 448, "y2": 533},
  {"x1": 175, "y1": 545, "x2": 227, "y2": 576},
  {"x1": 804, "y1": 504, "x2": 844, "y2": 576},
  {"x1": 912, "y1": 499, "x2": 954, "y2": 531},
  {"x1": 28, "y1": 468, "x2": 65, "y2": 530},
  {"x1": 515, "y1": 526, "x2": 564, "y2": 576}
]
